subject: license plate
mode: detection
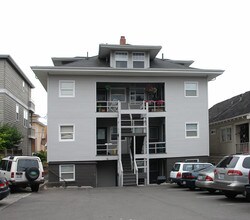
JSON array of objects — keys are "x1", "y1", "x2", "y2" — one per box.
[
  {"x1": 182, "y1": 181, "x2": 186, "y2": 185},
  {"x1": 16, "y1": 174, "x2": 22, "y2": 178},
  {"x1": 218, "y1": 174, "x2": 225, "y2": 180}
]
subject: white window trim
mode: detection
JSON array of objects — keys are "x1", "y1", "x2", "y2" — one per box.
[
  {"x1": 110, "y1": 87, "x2": 126, "y2": 103},
  {"x1": 59, "y1": 80, "x2": 75, "y2": 98},
  {"x1": 59, "y1": 164, "x2": 75, "y2": 182},
  {"x1": 16, "y1": 104, "x2": 19, "y2": 121},
  {"x1": 115, "y1": 51, "x2": 128, "y2": 68},
  {"x1": 59, "y1": 124, "x2": 75, "y2": 142},
  {"x1": 132, "y1": 52, "x2": 145, "y2": 68},
  {"x1": 185, "y1": 122, "x2": 199, "y2": 138},
  {"x1": 23, "y1": 109, "x2": 28, "y2": 128},
  {"x1": 184, "y1": 82, "x2": 198, "y2": 97}
]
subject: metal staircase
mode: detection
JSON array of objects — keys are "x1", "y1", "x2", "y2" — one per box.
[
  {"x1": 117, "y1": 101, "x2": 149, "y2": 186},
  {"x1": 122, "y1": 154, "x2": 137, "y2": 186}
]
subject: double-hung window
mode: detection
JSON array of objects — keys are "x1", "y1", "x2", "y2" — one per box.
[
  {"x1": 115, "y1": 52, "x2": 128, "y2": 68},
  {"x1": 185, "y1": 123, "x2": 199, "y2": 138},
  {"x1": 184, "y1": 82, "x2": 198, "y2": 97},
  {"x1": 59, "y1": 125, "x2": 75, "y2": 141},
  {"x1": 23, "y1": 109, "x2": 28, "y2": 127},
  {"x1": 16, "y1": 104, "x2": 19, "y2": 121},
  {"x1": 59, "y1": 164, "x2": 75, "y2": 181},
  {"x1": 59, "y1": 80, "x2": 75, "y2": 97},
  {"x1": 220, "y1": 127, "x2": 232, "y2": 142},
  {"x1": 133, "y1": 52, "x2": 145, "y2": 68}
]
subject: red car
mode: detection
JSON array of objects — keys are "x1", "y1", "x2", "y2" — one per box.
[{"x1": 0, "y1": 177, "x2": 10, "y2": 201}]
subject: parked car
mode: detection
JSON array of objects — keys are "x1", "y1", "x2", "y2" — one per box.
[
  {"x1": 195, "y1": 165, "x2": 217, "y2": 193},
  {"x1": 169, "y1": 161, "x2": 212, "y2": 186},
  {"x1": 0, "y1": 177, "x2": 10, "y2": 201},
  {"x1": 213, "y1": 154, "x2": 250, "y2": 199},
  {"x1": 181, "y1": 164, "x2": 214, "y2": 190},
  {"x1": 0, "y1": 156, "x2": 45, "y2": 192},
  {"x1": 244, "y1": 170, "x2": 250, "y2": 202}
]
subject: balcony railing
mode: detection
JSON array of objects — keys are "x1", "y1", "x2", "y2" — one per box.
[
  {"x1": 96, "y1": 143, "x2": 118, "y2": 156},
  {"x1": 28, "y1": 100, "x2": 35, "y2": 113},
  {"x1": 236, "y1": 142, "x2": 249, "y2": 154},
  {"x1": 96, "y1": 100, "x2": 165, "y2": 112},
  {"x1": 149, "y1": 142, "x2": 166, "y2": 154}
]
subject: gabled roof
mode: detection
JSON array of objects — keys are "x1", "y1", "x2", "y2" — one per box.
[
  {"x1": 209, "y1": 91, "x2": 250, "y2": 124},
  {"x1": 0, "y1": 55, "x2": 35, "y2": 88}
]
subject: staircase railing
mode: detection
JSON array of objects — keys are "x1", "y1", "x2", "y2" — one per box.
[
  {"x1": 118, "y1": 159, "x2": 123, "y2": 187},
  {"x1": 134, "y1": 158, "x2": 139, "y2": 186}
]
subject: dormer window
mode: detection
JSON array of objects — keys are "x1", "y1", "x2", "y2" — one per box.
[
  {"x1": 115, "y1": 52, "x2": 128, "y2": 68},
  {"x1": 133, "y1": 52, "x2": 145, "y2": 68},
  {"x1": 112, "y1": 51, "x2": 148, "y2": 68}
]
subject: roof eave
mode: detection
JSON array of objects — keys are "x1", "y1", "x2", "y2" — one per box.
[{"x1": 31, "y1": 66, "x2": 223, "y2": 91}]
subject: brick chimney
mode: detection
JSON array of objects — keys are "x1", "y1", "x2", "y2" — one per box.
[{"x1": 120, "y1": 36, "x2": 126, "y2": 45}]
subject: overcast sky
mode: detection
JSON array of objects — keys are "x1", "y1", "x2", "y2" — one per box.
[{"x1": 1, "y1": 0, "x2": 249, "y2": 120}]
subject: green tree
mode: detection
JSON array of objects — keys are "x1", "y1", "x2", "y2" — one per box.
[{"x1": 0, "y1": 124, "x2": 23, "y2": 150}]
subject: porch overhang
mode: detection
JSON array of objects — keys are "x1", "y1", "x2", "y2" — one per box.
[{"x1": 210, "y1": 113, "x2": 250, "y2": 126}]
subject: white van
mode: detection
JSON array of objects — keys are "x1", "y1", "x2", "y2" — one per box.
[{"x1": 0, "y1": 156, "x2": 45, "y2": 192}]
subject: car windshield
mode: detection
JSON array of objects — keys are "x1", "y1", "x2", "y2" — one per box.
[
  {"x1": 171, "y1": 164, "x2": 180, "y2": 171},
  {"x1": 193, "y1": 165, "x2": 213, "y2": 173},
  {"x1": 17, "y1": 159, "x2": 39, "y2": 171},
  {"x1": 183, "y1": 164, "x2": 194, "y2": 171},
  {"x1": 216, "y1": 156, "x2": 239, "y2": 168}
]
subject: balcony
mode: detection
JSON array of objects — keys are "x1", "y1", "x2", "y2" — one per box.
[
  {"x1": 28, "y1": 100, "x2": 35, "y2": 113},
  {"x1": 236, "y1": 142, "x2": 249, "y2": 154},
  {"x1": 96, "y1": 100, "x2": 165, "y2": 113},
  {"x1": 97, "y1": 143, "x2": 118, "y2": 156}
]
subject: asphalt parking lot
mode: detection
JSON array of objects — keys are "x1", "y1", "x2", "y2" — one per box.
[{"x1": 0, "y1": 184, "x2": 250, "y2": 220}]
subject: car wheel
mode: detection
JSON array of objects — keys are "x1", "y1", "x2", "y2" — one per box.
[
  {"x1": 224, "y1": 191, "x2": 238, "y2": 199},
  {"x1": 25, "y1": 167, "x2": 40, "y2": 181},
  {"x1": 207, "y1": 189, "x2": 216, "y2": 194},
  {"x1": 31, "y1": 184, "x2": 40, "y2": 192},
  {"x1": 177, "y1": 182, "x2": 182, "y2": 187}
]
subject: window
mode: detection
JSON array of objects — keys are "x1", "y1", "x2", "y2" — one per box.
[
  {"x1": 60, "y1": 125, "x2": 75, "y2": 141},
  {"x1": 59, "y1": 164, "x2": 75, "y2": 181},
  {"x1": 16, "y1": 104, "x2": 19, "y2": 121},
  {"x1": 59, "y1": 80, "x2": 75, "y2": 97},
  {"x1": 130, "y1": 88, "x2": 145, "y2": 103},
  {"x1": 185, "y1": 82, "x2": 198, "y2": 97},
  {"x1": 110, "y1": 88, "x2": 126, "y2": 102},
  {"x1": 115, "y1": 52, "x2": 128, "y2": 68},
  {"x1": 185, "y1": 123, "x2": 199, "y2": 138},
  {"x1": 23, "y1": 109, "x2": 28, "y2": 127},
  {"x1": 220, "y1": 127, "x2": 232, "y2": 142},
  {"x1": 133, "y1": 52, "x2": 145, "y2": 68}
]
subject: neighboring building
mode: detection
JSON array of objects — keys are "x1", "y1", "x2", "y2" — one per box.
[
  {"x1": 31, "y1": 114, "x2": 47, "y2": 153},
  {"x1": 32, "y1": 36, "x2": 223, "y2": 187},
  {"x1": 0, "y1": 55, "x2": 35, "y2": 155},
  {"x1": 209, "y1": 91, "x2": 250, "y2": 159}
]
